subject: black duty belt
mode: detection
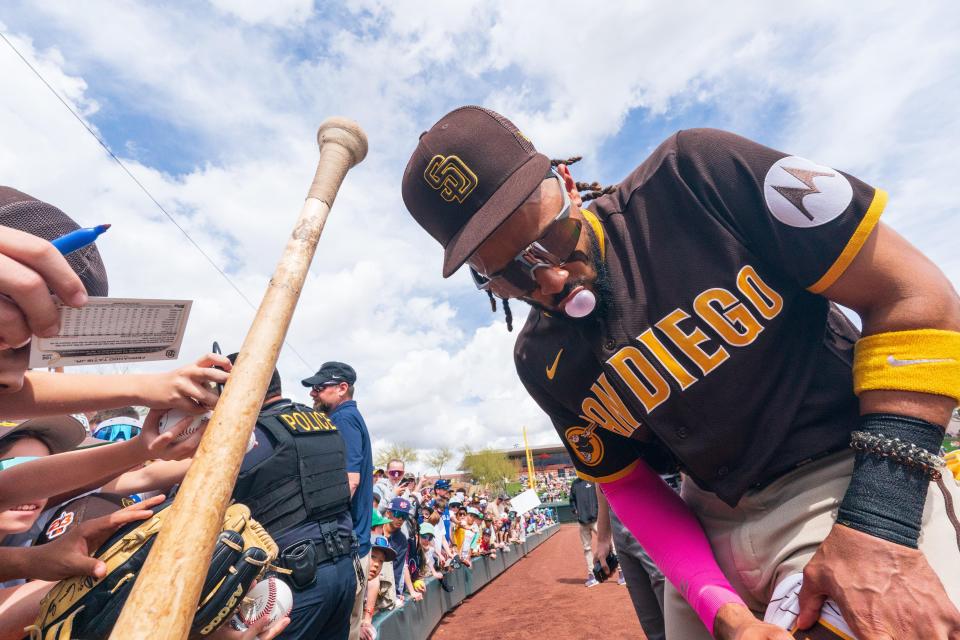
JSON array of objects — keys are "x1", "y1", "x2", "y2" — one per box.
[{"x1": 278, "y1": 529, "x2": 357, "y2": 591}]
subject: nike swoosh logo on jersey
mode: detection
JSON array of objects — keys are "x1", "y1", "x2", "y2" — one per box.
[
  {"x1": 546, "y1": 349, "x2": 564, "y2": 380},
  {"x1": 886, "y1": 355, "x2": 956, "y2": 367}
]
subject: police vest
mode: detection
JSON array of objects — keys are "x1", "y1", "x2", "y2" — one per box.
[{"x1": 232, "y1": 400, "x2": 350, "y2": 535}]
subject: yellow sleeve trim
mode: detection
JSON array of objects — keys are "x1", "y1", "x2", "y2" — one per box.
[
  {"x1": 807, "y1": 188, "x2": 887, "y2": 294},
  {"x1": 576, "y1": 459, "x2": 640, "y2": 484}
]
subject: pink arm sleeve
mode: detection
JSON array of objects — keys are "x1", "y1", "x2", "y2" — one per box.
[{"x1": 601, "y1": 461, "x2": 744, "y2": 636}]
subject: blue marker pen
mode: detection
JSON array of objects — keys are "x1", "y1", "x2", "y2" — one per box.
[{"x1": 51, "y1": 224, "x2": 111, "y2": 256}]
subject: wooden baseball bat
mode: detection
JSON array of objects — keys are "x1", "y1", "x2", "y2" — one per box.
[{"x1": 110, "y1": 118, "x2": 367, "y2": 640}]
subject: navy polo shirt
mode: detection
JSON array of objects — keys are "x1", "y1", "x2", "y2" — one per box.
[
  {"x1": 387, "y1": 527, "x2": 408, "y2": 595},
  {"x1": 330, "y1": 400, "x2": 373, "y2": 557}
]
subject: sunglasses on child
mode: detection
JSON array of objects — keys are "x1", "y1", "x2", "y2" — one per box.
[
  {"x1": 93, "y1": 420, "x2": 142, "y2": 442},
  {"x1": 390, "y1": 509, "x2": 408, "y2": 519},
  {"x1": 0, "y1": 455, "x2": 40, "y2": 471},
  {"x1": 469, "y1": 169, "x2": 581, "y2": 299},
  {"x1": 421, "y1": 533, "x2": 435, "y2": 541}
]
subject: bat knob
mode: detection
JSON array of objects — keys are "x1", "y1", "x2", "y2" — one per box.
[{"x1": 317, "y1": 117, "x2": 368, "y2": 168}]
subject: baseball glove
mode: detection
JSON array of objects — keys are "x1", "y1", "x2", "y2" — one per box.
[{"x1": 27, "y1": 500, "x2": 278, "y2": 640}]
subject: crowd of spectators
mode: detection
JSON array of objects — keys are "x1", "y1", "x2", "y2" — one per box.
[
  {"x1": 521, "y1": 471, "x2": 574, "y2": 503},
  {"x1": 0, "y1": 378, "x2": 554, "y2": 639},
  {"x1": 0, "y1": 374, "x2": 250, "y2": 638},
  {"x1": 0, "y1": 184, "x2": 560, "y2": 640},
  {"x1": 359, "y1": 475, "x2": 556, "y2": 637}
]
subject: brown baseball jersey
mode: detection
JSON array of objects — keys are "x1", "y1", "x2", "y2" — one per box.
[{"x1": 514, "y1": 128, "x2": 885, "y2": 505}]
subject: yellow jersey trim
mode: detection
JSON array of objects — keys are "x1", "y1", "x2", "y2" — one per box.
[
  {"x1": 807, "y1": 188, "x2": 887, "y2": 294},
  {"x1": 581, "y1": 208, "x2": 606, "y2": 261},
  {"x1": 576, "y1": 459, "x2": 640, "y2": 484}
]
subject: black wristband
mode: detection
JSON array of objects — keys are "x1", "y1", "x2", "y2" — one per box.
[{"x1": 836, "y1": 413, "x2": 944, "y2": 548}]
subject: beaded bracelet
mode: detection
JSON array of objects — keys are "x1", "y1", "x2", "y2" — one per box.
[{"x1": 850, "y1": 430, "x2": 945, "y2": 480}]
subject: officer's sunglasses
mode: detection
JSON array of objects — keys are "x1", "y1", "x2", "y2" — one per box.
[
  {"x1": 469, "y1": 169, "x2": 581, "y2": 299},
  {"x1": 93, "y1": 421, "x2": 142, "y2": 442}
]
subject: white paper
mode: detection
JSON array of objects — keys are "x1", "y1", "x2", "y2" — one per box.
[
  {"x1": 509, "y1": 488, "x2": 542, "y2": 515},
  {"x1": 764, "y1": 573, "x2": 855, "y2": 638},
  {"x1": 30, "y1": 297, "x2": 192, "y2": 367}
]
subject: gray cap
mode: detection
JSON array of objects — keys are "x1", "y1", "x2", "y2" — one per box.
[{"x1": 0, "y1": 186, "x2": 109, "y2": 296}]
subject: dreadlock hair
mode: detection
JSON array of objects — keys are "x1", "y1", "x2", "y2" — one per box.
[
  {"x1": 550, "y1": 156, "x2": 618, "y2": 202},
  {"x1": 484, "y1": 156, "x2": 614, "y2": 332},
  {"x1": 487, "y1": 290, "x2": 513, "y2": 332}
]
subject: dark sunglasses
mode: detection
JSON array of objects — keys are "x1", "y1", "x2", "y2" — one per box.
[
  {"x1": 390, "y1": 509, "x2": 408, "y2": 519},
  {"x1": 311, "y1": 382, "x2": 339, "y2": 392},
  {"x1": 387, "y1": 470, "x2": 403, "y2": 477},
  {"x1": 469, "y1": 169, "x2": 580, "y2": 299},
  {"x1": 421, "y1": 533, "x2": 435, "y2": 541},
  {"x1": 93, "y1": 421, "x2": 142, "y2": 442}
]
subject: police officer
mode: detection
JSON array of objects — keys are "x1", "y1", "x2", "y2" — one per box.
[{"x1": 228, "y1": 354, "x2": 357, "y2": 640}]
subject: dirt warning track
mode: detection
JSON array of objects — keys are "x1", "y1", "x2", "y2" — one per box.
[{"x1": 430, "y1": 524, "x2": 647, "y2": 639}]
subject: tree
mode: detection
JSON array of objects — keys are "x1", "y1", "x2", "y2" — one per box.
[
  {"x1": 459, "y1": 448, "x2": 515, "y2": 490},
  {"x1": 374, "y1": 443, "x2": 419, "y2": 469},
  {"x1": 426, "y1": 447, "x2": 454, "y2": 477}
]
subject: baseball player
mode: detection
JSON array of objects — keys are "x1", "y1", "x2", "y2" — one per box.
[{"x1": 401, "y1": 106, "x2": 960, "y2": 639}]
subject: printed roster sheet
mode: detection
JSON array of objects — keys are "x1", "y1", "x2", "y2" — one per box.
[{"x1": 29, "y1": 297, "x2": 192, "y2": 367}]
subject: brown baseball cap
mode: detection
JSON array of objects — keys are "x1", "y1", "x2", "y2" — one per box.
[
  {"x1": 401, "y1": 106, "x2": 550, "y2": 278},
  {"x1": 0, "y1": 415, "x2": 87, "y2": 454},
  {"x1": 0, "y1": 186, "x2": 109, "y2": 296}
]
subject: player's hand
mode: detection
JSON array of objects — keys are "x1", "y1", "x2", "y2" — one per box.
[
  {"x1": 138, "y1": 353, "x2": 232, "y2": 412},
  {"x1": 137, "y1": 410, "x2": 203, "y2": 461},
  {"x1": 714, "y1": 603, "x2": 792, "y2": 640},
  {"x1": 0, "y1": 226, "x2": 88, "y2": 350},
  {"x1": 595, "y1": 530, "x2": 614, "y2": 577},
  {"x1": 797, "y1": 524, "x2": 960, "y2": 639},
  {"x1": 29, "y1": 495, "x2": 164, "y2": 581}
]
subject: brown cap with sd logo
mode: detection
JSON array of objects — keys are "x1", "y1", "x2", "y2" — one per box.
[{"x1": 401, "y1": 106, "x2": 550, "y2": 278}]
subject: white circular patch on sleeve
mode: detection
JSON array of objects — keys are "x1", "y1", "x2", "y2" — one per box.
[{"x1": 762, "y1": 156, "x2": 853, "y2": 228}]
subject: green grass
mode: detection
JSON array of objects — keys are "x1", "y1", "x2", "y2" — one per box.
[{"x1": 943, "y1": 436, "x2": 958, "y2": 453}]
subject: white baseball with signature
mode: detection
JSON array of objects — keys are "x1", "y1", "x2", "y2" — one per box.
[
  {"x1": 231, "y1": 575, "x2": 293, "y2": 634},
  {"x1": 157, "y1": 409, "x2": 210, "y2": 442}
]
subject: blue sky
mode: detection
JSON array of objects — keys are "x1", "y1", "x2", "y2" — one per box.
[{"x1": 1, "y1": 1, "x2": 958, "y2": 462}]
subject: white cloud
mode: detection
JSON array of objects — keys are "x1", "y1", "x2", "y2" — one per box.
[
  {"x1": 208, "y1": 0, "x2": 314, "y2": 27},
  {"x1": 1, "y1": 1, "x2": 958, "y2": 466}
]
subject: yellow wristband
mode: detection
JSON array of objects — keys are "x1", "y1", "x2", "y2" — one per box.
[{"x1": 853, "y1": 329, "x2": 960, "y2": 404}]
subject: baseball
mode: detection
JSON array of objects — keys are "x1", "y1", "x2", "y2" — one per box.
[
  {"x1": 158, "y1": 409, "x2": 258, "y2": 452},
  {"x1": 157, "y1": 409, "x2": 210, "y2": 442},
  {"x1": 231, "y1": 575, "x2": 293, "y2": 633}
]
